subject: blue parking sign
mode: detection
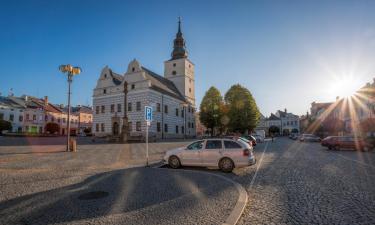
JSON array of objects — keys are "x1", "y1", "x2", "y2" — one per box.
[{"x1": 145, "y1": 106, "x2": 153, "y2": 121}]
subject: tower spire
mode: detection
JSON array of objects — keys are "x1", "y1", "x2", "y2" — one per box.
[
  {"x1": 171, "y1": 17, "x2": 187, "y2": 60},
  {"x1": 177, "y1": 17, "x2": 182, "y2": 34}
]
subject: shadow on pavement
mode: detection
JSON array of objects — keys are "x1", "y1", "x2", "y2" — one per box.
[{"x1": 0, "y1": 167, "x2": 235, "y2": 225}]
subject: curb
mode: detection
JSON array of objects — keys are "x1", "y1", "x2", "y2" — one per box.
[
  {"x1": 153, "y1": 163, "x2": 247, "y2": 225},
  {"x1": 209, "y1": 172, "x2": 248, "y2": 225}
]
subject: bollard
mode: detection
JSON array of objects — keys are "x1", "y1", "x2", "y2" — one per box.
[{"x1": 69, "y1": 138, "x2": 77, "y2": 152}]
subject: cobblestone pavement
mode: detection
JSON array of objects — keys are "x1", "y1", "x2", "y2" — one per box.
[
  {"x1": 0, "y1": 141, "x2": 191, "y2": 174},
  {"x1": 0, "y1": 167, "x2": 238, "y2": 225},
  {"x1": 232, "y1": 138, "x2": 375, "y2": 225},
  {"x1": 0, "y1": 140, "x2": 238, "y2": 224}
]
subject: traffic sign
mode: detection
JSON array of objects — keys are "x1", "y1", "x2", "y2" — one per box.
[
  {"x1": 145, "y1": 106, "x2": 153, "y2": 121},
  {"x1": 144, "y1": 106, "x2": 153, "y2": 167}
]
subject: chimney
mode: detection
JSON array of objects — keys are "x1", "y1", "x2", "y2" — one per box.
[
  {"x1": 60, "y1": 104, "x2": 64, "y2": 108},
  {"x1": 24, "y1": 95, "x2": 28, "y2": 101},
  {"x1": 284, "y1": 108, "x2": 287, "y2": 113},
  {"x1": 44, "y1": 96, "x2": 48, "y2": 106}
]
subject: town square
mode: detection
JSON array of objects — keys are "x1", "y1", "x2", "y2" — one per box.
[{"x1": 1, "y1": 1, "x2": 375, "y2": 225}]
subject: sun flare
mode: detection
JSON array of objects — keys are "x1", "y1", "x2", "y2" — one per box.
[{"x1": 328, "y1": 76, "x2": 362, "y2": 99}]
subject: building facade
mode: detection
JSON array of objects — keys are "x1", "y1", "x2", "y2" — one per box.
[
  {"x1": 0, "y1": 95, "x2": 80, "y2": 135},
  {"x1": 71, "y1": 105, "x2": 93, "y2": 135},
  {"x1": 92, "y1": 20, "x2": 196, "y2": 139},
  {"x1": 275, "y1": 109, "x2": 300, "y2": 135},
  {"x1": 255, "y1": 109, "x2": 300, "y2": 136},
  {"x1": 0, "y1": 96, "x2": 24, "y2": 132},
  {"x1": 308, "y1": 78, "x2": 375, "y2": 136}
]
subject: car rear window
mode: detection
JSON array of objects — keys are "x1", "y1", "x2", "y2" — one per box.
[
  {"x1": 224, "y1": 140, "x2": 242, "y2": 149},
  {"x1": 205, "y1": 140, "x2": 222, "y2": 149}
]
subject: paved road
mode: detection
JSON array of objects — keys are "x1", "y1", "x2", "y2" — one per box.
[
  {"x1": 0, "y1": 140, "x2": 240, "y2": 225},
  {"x1": 2, "y1": 137, "x2": 375, "y2": 225},
  {"x1": 0, "y1": 167, "x2": 238, "y2": 225},
  {"x1": 232, "y1": 138, "x2": 375, "y2": 225}
]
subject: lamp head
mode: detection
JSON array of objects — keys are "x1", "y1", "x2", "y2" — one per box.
[
  {"x1": 59, "y1": 64, "x2": 73, "y2": 73},
  {"x1": 71, "y1": 67, "x2": 82, "y2": 75}
]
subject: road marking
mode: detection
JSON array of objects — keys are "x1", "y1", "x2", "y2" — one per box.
[
  {"x1": 248, "y1": 142, "x2": 269, "y2": 189},
  {"x1": 336, "y1": 154, "x2": 375, "y2": 169}
]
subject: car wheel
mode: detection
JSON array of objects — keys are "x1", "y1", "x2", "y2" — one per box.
[
  {"x1": 219, "y1": 157, "x2": 234, "y2": 173},
  {"x1": 334, "y1": 145, "x2": 340, "y2": 150},
  {"x1": 328, "y1": 146, "x2": 332, "y2": 150},
  {"x1": 362, "y1": 146, "x2": 369, "y2": 152},
  {"x1": 168, "y1": 155, "x2": 181, "y2": 169}
]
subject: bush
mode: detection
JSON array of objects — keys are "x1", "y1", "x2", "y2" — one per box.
[{"x1": 0, "y1": 120, "x2": 12, "y2": 134}]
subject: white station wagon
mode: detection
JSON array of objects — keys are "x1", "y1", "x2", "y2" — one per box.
[{"x1": 163, "y1": 138, "x2": 256, "y2": 172}]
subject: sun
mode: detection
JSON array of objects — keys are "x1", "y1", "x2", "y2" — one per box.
[{"x1": 328, "y1": 76, "x2": 362, "y2": 99}]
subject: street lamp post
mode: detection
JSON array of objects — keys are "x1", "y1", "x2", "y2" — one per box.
[
  {"x1": 121, "y1": 81, "x2": 129, "y2": 143},
  {"x1": 59, "y1": 64, "x2": 81, "y2": 152},
  {"x1": 180, "y1": 102, "x2": 188, "y2": 139}
]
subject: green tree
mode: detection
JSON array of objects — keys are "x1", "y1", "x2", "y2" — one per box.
[
  {"x1": 199, "y1": 86, "x2": 224, "y2": 136},
  {"x1": 0, "y1": 119, "x2": 12, "y2": 134},
  {"x1": 224, "y1": 84, "x2": 260, "y2": 133}
]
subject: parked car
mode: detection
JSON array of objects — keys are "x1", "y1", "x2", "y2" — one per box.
[
  {"x1": 245, "y1": 135, "x2": 257, "y2": 146},
  {"x1": 299, "y1": 134, "x2": 321, "y2": 142},
  {"x1": 321, "y1": 136, "x2": 373, "y2": 151},
  {"x1": 289, "y1": 133, "x2": 299, "y2": 140},
  {"x1": 163, "y1": 138, "x2": 256, "y2": 172},
  {"x1": 252, "y1": 134, "x2": 264, "y2": 142}
]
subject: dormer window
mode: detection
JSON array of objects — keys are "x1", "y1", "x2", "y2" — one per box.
[
  {"x1": 172, "y1": 71, "x2": 176, "y2": 75},
  {"x1": 103, "y1": 89, "x2": 107, "y2": 94},
  {"x1": 104, "y1": 74, "x2": 107, "y2": 78},
  {"x1": 132, "y1": 67, "x2": 135, "y2": 72},
  {"x1": 189, "y1": 88, "x2": 191, "y2": 93},
  {"x1": 173, "y1": 63, "x2": 176, "y2": 67},
  {"x1": 131, "y1": 84, "x2": 135, "y2": 89}
]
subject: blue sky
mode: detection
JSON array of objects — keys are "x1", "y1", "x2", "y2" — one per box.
[{"x1": 1, "y1": 0, "x2": 375, "y2": 116}]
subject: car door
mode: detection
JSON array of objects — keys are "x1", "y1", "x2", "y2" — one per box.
[
  {"x1": 223, "y1": 140, "x2": 244, "y2": 163},
  {"x1": 201, "y1": 139, "x2": 223, "y2": 166},
  {"x1": 180, "y1": 140, "x2": 205, "y2": 166}
]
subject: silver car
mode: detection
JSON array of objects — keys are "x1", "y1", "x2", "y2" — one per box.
[
  {"x1": 299, "y1": 134, "x2": 321, "y2": 142},
  {"x1": 163, "y1": 138, "x2": 256, "y2": 172}
]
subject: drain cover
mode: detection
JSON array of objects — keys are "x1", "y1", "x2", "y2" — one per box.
[{"x1": 78, "y1": 191, "x2": 109, "y2": 200}]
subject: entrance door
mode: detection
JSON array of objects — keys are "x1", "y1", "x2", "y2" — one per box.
[{"x1": 113, "y1": 122, "x2": 119, "y2": 135}]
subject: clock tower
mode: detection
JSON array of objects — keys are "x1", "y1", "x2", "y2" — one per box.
[{"x1": 164, "y1": 18, "x2": 195, "y2": 105}]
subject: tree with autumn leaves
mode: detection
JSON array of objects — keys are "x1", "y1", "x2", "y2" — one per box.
[
  {"x1": 199, "y1": 87, "x2": 225, "y2": 136},
  {"x1": 199, "y1": 84, "x2": 260, "y2": 136}
]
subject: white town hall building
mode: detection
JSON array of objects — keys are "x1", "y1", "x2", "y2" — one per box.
[{"x1": 93, "y1": 20, "x2": 196, "y2": 139}]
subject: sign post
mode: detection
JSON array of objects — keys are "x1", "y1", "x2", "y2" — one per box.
[{"x1": 145, "y1": 106, "x2": 153, "y2": 167}]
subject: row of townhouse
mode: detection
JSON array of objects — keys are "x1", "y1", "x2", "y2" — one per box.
[
  {"x1": 0, "y1": 95, "x2": 93, "y2": 135},
  {"x1": 255, "y1": 109, "x2": 300, "y2": 136},
  {"x1": 307, "y1": 78, "x2": 375, "y2": 136}
]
